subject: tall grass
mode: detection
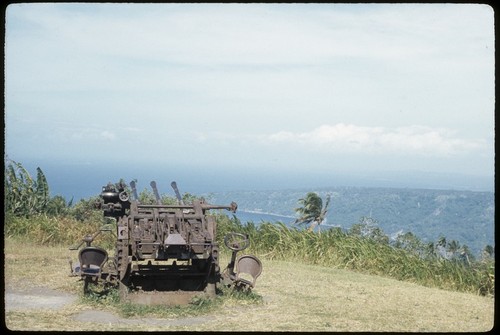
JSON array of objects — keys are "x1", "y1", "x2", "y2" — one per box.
[
  {"x1": 216, "y1": 215, "x2": 494, "y2": 296},
  {"x1": 4, "y1": 212, "x2": 116, "y2": 249}
]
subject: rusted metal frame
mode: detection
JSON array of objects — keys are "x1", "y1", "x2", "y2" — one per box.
[
  {"x1": 177, "y1": 207, "x2": 186, "y2": 239},
  {"x1": 137, "y1": 204, "x2": 235, "y2": 211},
  {"x1": 152, "y1": 207, "x2": 163, "y2": 248},
  {"x1": 72, "y1": 179, "x2": 261, "y2": 301}
]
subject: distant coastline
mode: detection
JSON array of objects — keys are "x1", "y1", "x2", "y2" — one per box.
[
  {"x1": 231, "y1": 210, "x2": 296, "y2": 225},
  {"x1": 239, "y1": 209, "x2": 295, "y2": 219}
]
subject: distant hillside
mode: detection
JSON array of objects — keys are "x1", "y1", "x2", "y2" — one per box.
[{"x1": 208, "y1": 187, "x2": 494, "y2": 257}]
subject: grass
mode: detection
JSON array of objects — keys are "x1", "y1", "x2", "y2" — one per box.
[
  {"x1": 80, "y1": 284, "x2": 263, "y2": 319},
  {"x1": 218, "y1": 219, "x2": 494, "y2": 296},
  {"x1": 4, "y1": 238, "x2": 494, "y2": 332}
]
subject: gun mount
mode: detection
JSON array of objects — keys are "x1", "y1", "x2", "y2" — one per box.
[{"x1": 69, "y1": 180, "x2": 262, "y2": 304}]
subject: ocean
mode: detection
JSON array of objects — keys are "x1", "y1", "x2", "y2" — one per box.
[{"x1": 229, "y1": 210, "x2": 295, "y2": 225}]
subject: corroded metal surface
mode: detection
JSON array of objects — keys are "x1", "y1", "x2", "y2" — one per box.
[{"x1": 69, "y1": 180, "x2": 262, "y2": 305}]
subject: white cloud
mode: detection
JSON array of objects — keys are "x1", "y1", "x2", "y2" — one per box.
[{"x1": 263, "y1": 123, "x2": 485, "y2": 157}]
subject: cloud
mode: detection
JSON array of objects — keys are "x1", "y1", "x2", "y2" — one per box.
[
  {"x1": 263, "y1": 123, "x2": 485, "y2": 157},
  {"x1": 45, "y1": 124, "x2": 117, "y2": 142}
]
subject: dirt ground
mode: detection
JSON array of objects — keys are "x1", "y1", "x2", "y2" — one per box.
[
  {"x1": 4, "y1": 285, "x2": 211, "y2": 327},
  {"x1": 5, "y1": 285, "x2": 76, "y2": 311}
]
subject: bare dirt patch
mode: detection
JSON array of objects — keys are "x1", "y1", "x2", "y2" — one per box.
[
  {"x1": 5, "y1": 286, "x2": 76, "y2": 311},
  {"x1": 4, "y1": 285, "x2": 211, "y2": 327}
]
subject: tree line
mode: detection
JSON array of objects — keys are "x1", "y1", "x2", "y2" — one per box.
[{"x1": 292, "y1": 192, "x2": 494, "y2": 264}]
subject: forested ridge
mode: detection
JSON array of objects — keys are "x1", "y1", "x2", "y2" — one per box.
[{"x1": 210, "y1": 186, "x2": 494, "y2": 256}]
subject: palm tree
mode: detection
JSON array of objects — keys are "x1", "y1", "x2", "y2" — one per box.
[
  {"x1": 425, "y1": 242, "x2": 436, "y2": 259},
  {"x1": 482, "y1": 245, "x2": 494, "y2": 260},
  {"x1": 447, "y1": 239, "x2": 461, "y2": 258},
  {"x1": 436, "y1": 236, "x2": 448, "y2": 258},
  {"x1": 460, "y1": 244, "x2": 473, "y2": 265},
  {"x1": 294, "y1": 192, "x2": 331, "y2": 233}
]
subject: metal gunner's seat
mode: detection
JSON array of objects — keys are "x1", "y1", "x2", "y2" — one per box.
[{"x1": 234, "y1": 255, "x2": 262, "y2": 288}]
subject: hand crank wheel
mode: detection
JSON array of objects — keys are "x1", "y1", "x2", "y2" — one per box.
[{"x1": 224, "y1": 232, "x2": 250, "y2": 251}]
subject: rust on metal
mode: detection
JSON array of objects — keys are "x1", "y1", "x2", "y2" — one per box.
[{"x1": 69, "y1": 180, "x2": 262, "y2": 305}]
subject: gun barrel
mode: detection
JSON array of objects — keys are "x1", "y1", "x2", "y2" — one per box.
[
  {"x1": 171, "y1": 181, "x2": 185, "y2": 205},
  {"x1": 130, "y1": 180, "x2": 139, "y2": 201},
  {"x1": 150, "y1": 181, "x2": 162, "y2": 205}
]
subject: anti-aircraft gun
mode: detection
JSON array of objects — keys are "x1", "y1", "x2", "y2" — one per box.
[{"x1": 69, "y1": 180, "x2": 262, "y2": 304}]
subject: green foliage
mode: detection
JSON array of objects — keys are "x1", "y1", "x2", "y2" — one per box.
[
  {"x1": 216, "y1": 216, "x2": 494, "y2": 297},
  {"x1": 349, "y1": 216, "x2": 389, "y2": 244},
  {"x1": 67, "y1": 196, "x2": 102, "y2": 222},
  {"x1": 80, "y1": 284, "x2": 262, "y2": 319},
  {"x1": 217, "y1": 284, "x2": 264, "y2": 304},
  {"x1": 4, "y1": 211, "x2": 115, "y2": 248},
  {"x1": 35, "y1": 167, "x2": 49, "y2": 209},
  {"x1": 211, "y1": 187, "x2": 494, "y2": 256},
  {"x1": 295, "y1": 192, "x2": 323, "y2": 225},
  {"x1": 80, "y1": 286, "x2": 121, "y2": 305},
  {"x1": 4, "y1": 159, "x2": 50, "y2": 216},
  {"x1": 45, "y1": 195, "x2": 71, "y2": 216},
  {"x1": 294, "y1": 192, "x2": 331, "y2": 232},
  {"x1": 136, "y1": 187, "x2": 178, "y2": 205}
]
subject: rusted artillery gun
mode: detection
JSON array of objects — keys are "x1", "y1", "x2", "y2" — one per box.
[{"x1": 69, "y1": 180, "x2": 262, "y2": 304}]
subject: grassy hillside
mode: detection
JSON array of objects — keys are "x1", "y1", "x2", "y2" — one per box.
[{"x1": 4, "y1": 238, "x2": 494, "y2": 332}]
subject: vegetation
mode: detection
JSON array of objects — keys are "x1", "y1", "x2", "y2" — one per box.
[
  {"x1": 214, "y1": 215, "x2": 494, "y2": 296},
  {"x1": 4, "y1": 159, "x2": 51, "y2": 217},
  {"x1": 210, "y1": 187, "x2": 494, "y2": 256},
  {"x1": 80, "y1": 283, "x2": 263, "y2": 319},
  {"x1": 3, "y1": 161, "x2": 495, "y2": 299},
  {"x1": 293, "y1": 191, "x2": 331, "y2": 233}
]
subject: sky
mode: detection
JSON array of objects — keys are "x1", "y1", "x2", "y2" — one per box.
[{"x1": 4, "y1": 3, "x2": 495, "y2": 197}]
